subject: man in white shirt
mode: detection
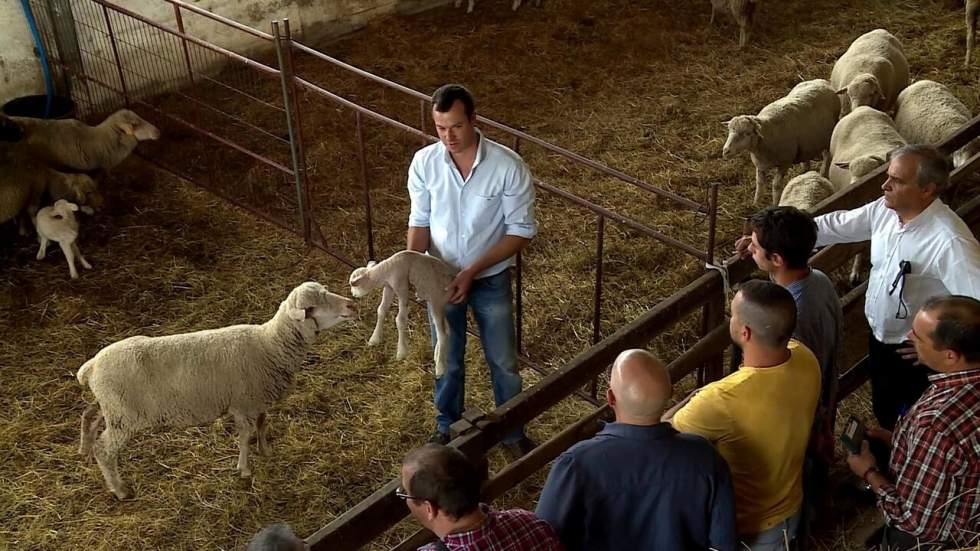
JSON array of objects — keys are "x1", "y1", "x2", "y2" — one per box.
[
  {"x1": 813, "y1": 144, "x2": 980, "y2": 463},
  {"x1": 407, "y1": 84, "x2": 537, "y2": 454}
]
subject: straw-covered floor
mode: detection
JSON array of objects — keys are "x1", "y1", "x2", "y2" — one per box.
[{"x1": 2, "y1": 0, "x2": 978, "y2": 549}]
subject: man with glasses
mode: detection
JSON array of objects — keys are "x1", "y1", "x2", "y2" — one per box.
[
  {"x1": 813, "y1": 144, "x2": 980, "y2": 465},
  {"x1": 398, "y1": 444, "x2": 563, "y2": 550}
]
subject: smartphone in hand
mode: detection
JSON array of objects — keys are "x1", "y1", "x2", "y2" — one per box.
[{"x1": 840, "y1": 416, "x2": 866, "y2": 454}]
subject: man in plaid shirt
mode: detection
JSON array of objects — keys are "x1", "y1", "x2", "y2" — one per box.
[
  {"x1": 399, "y1": 444, "x2": 563, "y2": 551},
  {"x1": 847, "y1": 295, "x2": 980, "y2": 550}
]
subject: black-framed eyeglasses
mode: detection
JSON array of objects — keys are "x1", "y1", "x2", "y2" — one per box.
[
  {"x1": 395, "y1": 486, "x2": 424, "y2": 501},
  {"x1": 888, "y1": 260, "x2": 912, "y2": 320}
]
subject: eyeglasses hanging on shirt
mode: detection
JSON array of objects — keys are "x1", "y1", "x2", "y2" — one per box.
[{"x1": 888, "y1": 260, "x2": 912, "y2": 320}]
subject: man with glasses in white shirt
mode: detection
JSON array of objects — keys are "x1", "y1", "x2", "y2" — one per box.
[
  {"x1": 407, "y1": 84, "x2": 537, "y2": 456},
  {"x1": 813, "y1": 144, "x2": 980, "y2": 464}
]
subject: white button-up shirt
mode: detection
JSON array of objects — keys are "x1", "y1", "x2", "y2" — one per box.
[
  {"x1": 815, "y1": 197, "x2": 980, "y2": 343},
  {"x1": 407, "y1": 131, "x2": 537, "y2": 279}
]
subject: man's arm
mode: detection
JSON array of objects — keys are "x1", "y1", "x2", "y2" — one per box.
[
  {"x1": 661, "y1": 389, "x2": 699, "y2": 423},
  {"x1": 407, "y1": 226, "x2": 430, "y2": 253},
  {"x1": 446, "y1": 235, "x2": 530, "y2": 303},
  {"x1": 938, "y1": 237, "x2": 980, "y2": 299},
  {"x1": 813, "y1": 200, "x2": 878, "y2": 248},
  {"x1": 535, "y1": 453, "x2": 583, "y2": 550}
]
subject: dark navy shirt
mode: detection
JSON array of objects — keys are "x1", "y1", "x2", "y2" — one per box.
[{"x1": 535, "y1": 422, "x2": 737, "y2": 551}]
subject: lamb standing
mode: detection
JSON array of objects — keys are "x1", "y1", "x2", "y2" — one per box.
[
  {"x1": 709, "y1": 0, "x2": 759, "y2": 49},
  {"x1": 829, "y1": 105, "x2": 907, "y2": 190},
  {"x1": 13, "y1": 109, "x2": 160, "y2": 173},
  {"x1": 454, "y1": 0, "x2": 540, "y2": 13},
  {"x1": 722, "y1": 78, "x2": 840, "y2": 205},
  {"x1": 830, "y1": 29, "x2": 909, "y2": 117},
  {"x1": 76, "y1": 282, "x2": 355, "y2": 499},
  {"x1": 348, "y1": 251, "x2": 457, "y2": 378},
  {"x1": 894, "y1": 80, "x2": 980, "y2": 168},
  {"x1": 35, "y1": 199, "x2": 92, "y2": 279}
]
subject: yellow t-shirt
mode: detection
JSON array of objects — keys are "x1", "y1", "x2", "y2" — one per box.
[{"x1": 673, "y1": 340, "x2": 821, "y2": 535}]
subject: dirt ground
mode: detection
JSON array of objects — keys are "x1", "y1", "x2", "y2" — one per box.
[{"x1": 2, "y1": 0, "x2": 979, "y2": 549}]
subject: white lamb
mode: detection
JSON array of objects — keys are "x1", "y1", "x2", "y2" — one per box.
[
  {"x1": 967, "y1": 0, "x2": 980, "y2": 67},
  {"x1": 709, "y1": 0, "x2": 759, "y2": 49},
  {"x1": 455, "y1": 0, "x2": 540, "y2": 14},
  {"x1": 35, "y1": 199, "x2": 92, "y2": 280},
  {"x1": 830, "y1": 29, "x2": 909, "y2": 117},
  {"x1": 348, "y1": 251, "x2": 457, "y2": 378},
  {"x1": 722, "y1": 79, "x2": 840, "y2": 205},
  {"x1": 829, "y1": 106, "x2": 907, "y2": 190},
  {"x1": 894, "y1": 80, "x2": 980, "y2": 168},
  {"x1": 778, "y1": 171, "x2": 837, "y2": 212},
  {"x1": 76, "y1": 281, "x2": 355, "y2": 499}
]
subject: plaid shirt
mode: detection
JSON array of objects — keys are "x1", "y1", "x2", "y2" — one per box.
[
  {"x1": 419, "y1": 505, "x2": 564, "y2": 551},
  {"x1": 877, "y1": 368, "x2": 980, "y2": 544}
]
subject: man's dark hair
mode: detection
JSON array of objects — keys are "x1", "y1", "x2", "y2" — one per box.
[
  {"x1": 887, "y1": 144, "x2": 951, "y2": 194},
  {"x1": 749, "y1": 206, "x2": 818, "y2": 269},
  {"x1": 922, "y1": 295, "x2": 980, "y2": 364},
  {"x1": 735, "y1": 279, "x2": 798, "y2": 348},
  {"x1": 246, "y1": 523, "x2": 306, "y2": 551},
  {"x1": 432, "y1": 84, "x2": 475, "y2": 118},
  {"x1": 402, "y1": 444, "x2": 482, "y2": 519}
]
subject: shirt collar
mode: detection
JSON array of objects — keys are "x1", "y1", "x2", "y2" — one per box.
[
  {"x1": 597, "y1": 421, "x2": 677, "y2": 440},
  {"x1": 896, "y1": 197, "x2": 944, "y2": 231},
  {"x1": 927, "y1": 367, "x2": 980, "y2": 387},
  {"x1": 441, "y1": 129, "x2": 486, "y2": 168},
  {"x1": 442, "y1": 503, "x2": 494, "y2": 545}
]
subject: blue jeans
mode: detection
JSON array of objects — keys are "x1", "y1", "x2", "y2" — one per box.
[
  {"x1": 429, "y1": 269, "x2": 524, "y2": 443},
  {"x1": 739, "y1": 507, "x2": 802, "y2": 551}
]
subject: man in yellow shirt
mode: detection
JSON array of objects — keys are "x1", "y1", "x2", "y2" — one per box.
[{"x1": 665, "y1": 280, "x2": 821, "y2": 550}]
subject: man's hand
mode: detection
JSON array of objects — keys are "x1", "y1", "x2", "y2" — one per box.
[
  {"x1": 866, "y1": 426, "x2": 894, "y2": 448},
  {"x1": 897, "y1": 342, "x2": 920, "y2": 365},
  {"x1": 846, "y1": 440, "x2": 877, "y2": 478},
  {"x1": 447, "y1": 268, "x2": 477, "y2": 304},
  {"x1": 734, "y1": 235, "x2": 752, "y2": 259}
]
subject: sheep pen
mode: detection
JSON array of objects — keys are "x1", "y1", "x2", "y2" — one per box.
[{"x1": 2, "y1": 0, "x2": 980, "y2": 549}]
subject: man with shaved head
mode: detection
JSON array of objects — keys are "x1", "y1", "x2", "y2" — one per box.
[
  {"x1": 536, "y1": 349, "x2": 736, "y2": 551},
  {"x1": 669, "y1": 280, "x2": 821, "y2": 550}
]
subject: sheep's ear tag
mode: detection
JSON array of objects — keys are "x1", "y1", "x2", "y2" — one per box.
[{"x1": 287, "y1": 308, "x2": 306, "y2": 321}]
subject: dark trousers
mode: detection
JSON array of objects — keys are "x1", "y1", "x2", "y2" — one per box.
[
  {"x1": 867, "y1": 334, "x2": 933, "y2": 466},
  {"x1": 865, "y1": 524, "x2": 943, "y2": 550}
]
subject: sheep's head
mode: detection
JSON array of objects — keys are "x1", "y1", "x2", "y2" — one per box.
[
  {"x1": 107, "y1": 109, "x2": 161, "y2": 141},
  {"x1": 348, "y1": 261, "x2": 379, "y2": 298},
  {"x1": 281, "y1": 281, "x2": 356, "y2": 333},
  {"x1": 52, "y1": 199, "x2": 79, "y2": 218},
  {"x1": 722, "y1": 116, "x2": 762, "y2": 160},
  {"x1": 837, "y1": 74, "x2": 885, "y2": 113},
  {"x1": 836, "y1": 154, "x2": 887, "y2": 185},
  {"x1": 66, "y1": 174, "x2": 104, "y2": 210}
]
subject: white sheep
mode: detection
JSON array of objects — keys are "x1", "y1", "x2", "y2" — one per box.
[
  {"x1": 830, "y1": 29, "x2": 909, "y2": 117},
  {"x1": 894, "y1": 80, "x2": 980, "y2": 168},
  {"x1": 348, "y1": 251, "x2": 457, "y2": 378},
  {"x1": 967, "y1": 0, "x2": 980, "y2": 67},
  {"x1": 13, "y1": 109, "x2": 160, "y2": 173},
  {"x1": 722, "y1": 79, "x2": 840, "y2": 205},
  {"x1": 829, "y1": 106, "x2": 907, "y2": 190},
  {"x1": 709, "y1": 0, "x2": 759, "y2": 49},
  {"x1": 76, "y1": 281, "x2": 355, "y2": 499},
  {"x1": 35, "y1": 199, "x2": 92, "y2": 280},
  {"x1": 454, "y1": 0, "x2": 540, "y2": 14},
  {"x1": 778, "y1": 171, "x2": 837, "y2": 212}
]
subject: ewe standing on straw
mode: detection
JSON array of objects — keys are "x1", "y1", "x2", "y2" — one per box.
[{"x1": 406, "y1": 83, "x2": 537, "y2": 457}]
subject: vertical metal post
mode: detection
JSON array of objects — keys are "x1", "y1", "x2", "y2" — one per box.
[
  {"x1": 101, "y1": 5, "x2": 129, "y2": 106},
  {"x1": 705, "y1": 182, "x2": 720, "y2": 266},
  {"x1": 356, "y1": 111, "x2": 376, "y2": 261},
  {"x1": 273, "y1": 19, "x2": 311, "y2": 244},
  {"x1": 589, "y1": 214, "x2": 605, "y2": 398},
  {"x1": 172, "y1": 4, "x2": 195, "y2": 85},
  {"x1": 512, "y1": 136, "x2": 525, "y2": 356}
]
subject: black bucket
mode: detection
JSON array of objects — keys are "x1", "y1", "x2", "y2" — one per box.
[{"x1": 2, "y1": 94, "x2": 75, "y2": 120}]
